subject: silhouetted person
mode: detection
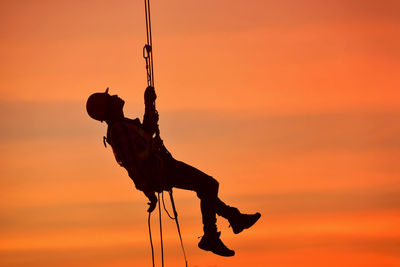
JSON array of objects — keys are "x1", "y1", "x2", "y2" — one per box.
[{"x1": 86, "y1": 87, "x2": 261, "y2": 257}]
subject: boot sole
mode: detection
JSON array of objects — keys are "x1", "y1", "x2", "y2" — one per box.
[{"x1": 198, "y1": 243, "x2": 235, "y2": 257}]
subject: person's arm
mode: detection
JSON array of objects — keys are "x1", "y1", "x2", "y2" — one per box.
[{"x1": 143, "y1": 86, "x2": 159, "y2": 136}]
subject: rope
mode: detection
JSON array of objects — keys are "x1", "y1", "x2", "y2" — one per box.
[
  {"x1": 158, "y1": 192, "x2": 165, "y2": 267},
  {"x1": 148, "y1": 191, "x2": 189, "y2": 267},
  {"x1": 161, "y1": 191, "x2": 188, "y2": 266},
  {"x1": 143, "y1": 1, "x2": 189, "y2": 266},
  {"x1": 169, "y1": 190, "x2": 189, "y2": 267},
  {"x1": 162, "y1": 191, "x2": 176, "y2": 220},
  {"x1": 143, "y1": 0, "x2": 161, "y2": 139},
  {"x1": 148, "y1": 212, "x2": 155, "y2": 267},
  {"x1": 144, "y1": 0, "x2": 155, "y2": 87}
]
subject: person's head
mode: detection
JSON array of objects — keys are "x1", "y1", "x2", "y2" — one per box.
[{"x1": 86, "y1": 88, "x2": 125, "y2": 123}]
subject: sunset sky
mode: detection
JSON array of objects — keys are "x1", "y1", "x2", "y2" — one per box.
[{"x1": 1, "y1": 0, "x2": 399, "y2": 266}]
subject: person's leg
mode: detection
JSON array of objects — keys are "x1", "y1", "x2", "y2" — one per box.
[
  {"x1": 216, "y1": 197, "x2": 261, "y2": 234},
  {"x1": 163, "y1": 159, "x2": 234, "y2": 256},
  {"x1": 216, "y1": 198, "x2": 240, "y2": 219},
  {"x1": 164, "y1": 159, "x2": 261, "y2": 233},
  {"x1": 163, "y1": 159, "x2": 219, "y2": 233}
]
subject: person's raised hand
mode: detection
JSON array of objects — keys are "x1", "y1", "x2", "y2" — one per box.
[{"x1": 145, "y1": 86, "x2": 157, "y2": 103}]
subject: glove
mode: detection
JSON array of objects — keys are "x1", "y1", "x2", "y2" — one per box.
[
  {"x1": 147, "y1": 199, "x2": 157, "y2": 213},
  {"x1": 145, "y1": 86, "x2": 157, "y2": 103},
  {"x1": 147, "y1": 194, "x2": 158, "y2": 213}
]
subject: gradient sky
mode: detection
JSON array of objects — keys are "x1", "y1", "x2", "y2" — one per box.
[{"x1": 1, "y1": 0, "x2": 400, "y2": 266}]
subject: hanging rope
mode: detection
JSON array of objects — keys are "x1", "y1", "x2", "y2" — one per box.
[
  {"x1": 148, "y1": 192, "x2": 189, "y2": 267},
  {"x1": 158, "y1": 192, "x2": 165, "y2": 267},
  {"x1": 143, "y1": 1, "x2": 188, "y2": 266},
  {"x1": 143, "y1": 0, "x2": 161, "y2": 140},
  {"x1": 143, "y1": 0, "x2": 155, "y2": 88},
  {"x1": 161, "y1": 191, "x2": 175, "y2": 220},
  {"x1": 168, "y1": 190, "x2": 189, "y2": 267},
  {"x1": 148, "y1": 212, "x2": 155, "y2": 267},
  {"x1": 148, "y1": 194, "x2": 164, "y2": 267}
]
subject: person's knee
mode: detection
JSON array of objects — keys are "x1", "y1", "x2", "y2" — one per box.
[
  {"x1": 197, "y1": 176, "x2": 219, "y2": 199},
  {"x1": 210, "y1": 177, "x2": 219, "y2": 192}
]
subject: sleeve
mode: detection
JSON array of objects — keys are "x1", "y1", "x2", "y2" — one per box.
[{"x1": 143, "y1": 86, "x2": 159, "y2": 136}]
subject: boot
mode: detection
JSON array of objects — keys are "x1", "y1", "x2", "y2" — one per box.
[
  {"x1": 229, "y1": 212, "x2": 261, "y2": 234},
  {"x1": 198, "y1": 231, "x2": 235, "y2": 257}
]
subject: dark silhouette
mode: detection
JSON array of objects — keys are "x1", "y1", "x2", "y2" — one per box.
[{"x1": 86, "y1": 87, "x2": 261, "y2": 257}]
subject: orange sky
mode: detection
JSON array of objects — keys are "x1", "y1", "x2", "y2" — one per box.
[{"x1": 1, "y1": 0, "x2": 400, "y2": 266}]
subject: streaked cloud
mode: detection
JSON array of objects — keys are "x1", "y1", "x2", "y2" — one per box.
[{"x1": 1, "y1": 0, "x2": 399, "y2": 266}]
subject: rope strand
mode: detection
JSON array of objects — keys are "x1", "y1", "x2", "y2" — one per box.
[
  {"x1": 144, "y1": 1, "x2": 188, "y2": 266},
  {"x1": 169, "y1": 190, "x2": 189, "y2": 267},
  {"x1": 148, "y1": 212, "x2": 155, "y2": 267},
  {"x1": 162, "y1": 191, "x2": 176, "y2": 220},
  {"x1": 148, "y1": 192, "x2": 189, "y2": 267},
  {"x1": 144, "y1": 0, "x2": 154, "y2": 87}
]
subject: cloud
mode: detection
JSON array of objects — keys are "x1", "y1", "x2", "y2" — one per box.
[
  {"x1": 233, "y1": 188, "x2": 400, "y2": 216},
  {"x1": 1, "y1": 100, "x2": 400, "y2": 154},
  {"x1": 0, "y1": 100, "x2": 101, "y2": 141}
]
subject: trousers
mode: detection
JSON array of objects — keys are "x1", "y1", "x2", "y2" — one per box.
[{"x1": 162, "y1": 158, "x2": 239, "y2": 234}]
